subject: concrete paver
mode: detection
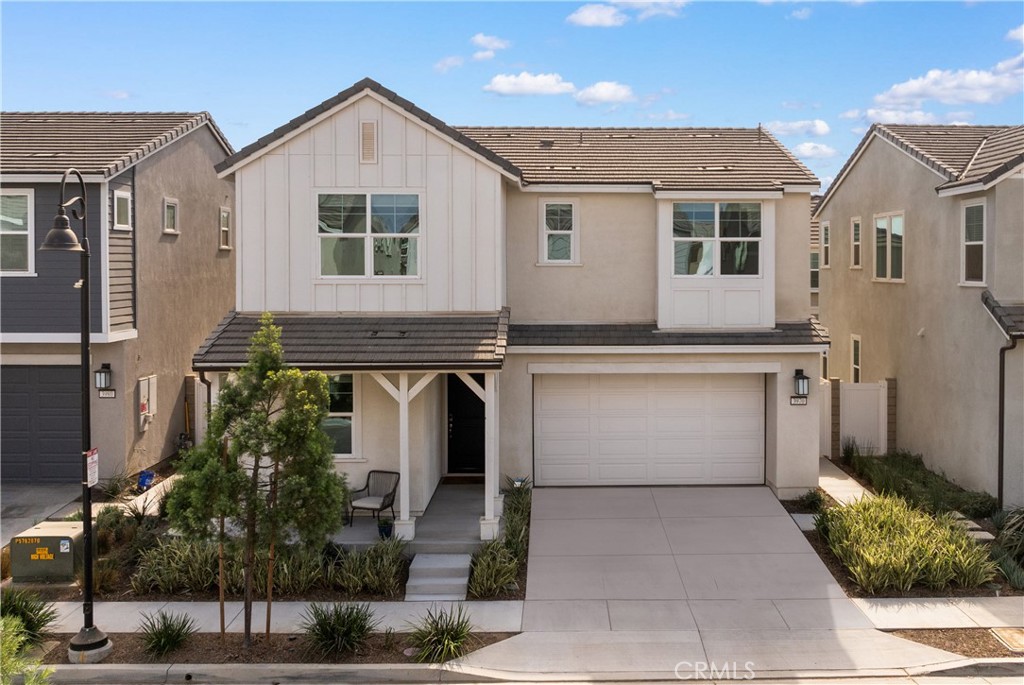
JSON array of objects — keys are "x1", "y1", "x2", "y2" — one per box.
[
  {"x1": 952, "y1": 597, "x2": 1024, "y2": 628},
  {"x1": 529, "y1": 516, "x2": 671, "y2": 556},
  {"x1": 819, "y1": 457, "x2": 874, "y2": 504},
  {"x1": 521, "y1": 600, "x2": 610, "y2": 631},
  {"x1": 688, "y1": 599, "x2": 788, "y2": 630},
  {"x1": 774, "y1": 598, "x2": 875, "y2": 630},
  {"x1": 607, "y1": 599, "x2": 696, "y2": 631},
  {"x1": 531, "y1": 486, "x2": 658, "y2": 520},
  {"x1": 663, "y1": 515, "x2": 811, "y2": 554},
  {"x1": 676, "y1": 552, "x2": 847, "y2": 600},
  {"x1": 651, "y1": 485, "x2": 786, "y2": 518},
  {"x1": 853, "y1": 597, "x2": 1024, "y2": 630},
  {"x1": 526, "y1": 554, "x2": 687, "y2": 600}
]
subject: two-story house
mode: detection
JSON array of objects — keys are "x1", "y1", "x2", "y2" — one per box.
[
  {"x1": 1, "y1": 113, "x2": 235, "y2": 484},
  {"x1": 815, "y1": 124, "x2": 1024, "y2": 508},
  {"x1": 192, "y1": 79, "x2": 827, "y2": 540}
]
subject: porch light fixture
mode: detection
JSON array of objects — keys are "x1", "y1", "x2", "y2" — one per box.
[
  {"x1": 94, "y1": 364, "x2": 112, "y2": 390},
  {"x1": 40, "y1": 168, "x2": 111, "y2": 662},
  {"x1": 794, "y1": 369, "x2": 810, "y2": 397}
]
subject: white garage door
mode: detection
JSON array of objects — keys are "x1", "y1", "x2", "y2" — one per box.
[{"x1": 534, "y1": 373, "x2": 765, "y2": 486}]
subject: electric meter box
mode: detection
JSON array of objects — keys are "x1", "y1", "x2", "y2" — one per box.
[{"x1": 10, "y1": 522, "x2": 84, "y2": 582}]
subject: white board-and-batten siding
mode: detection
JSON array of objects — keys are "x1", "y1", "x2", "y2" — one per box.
[{"x1": 236, "y1": 94, "x2": 506, "y2": 314}]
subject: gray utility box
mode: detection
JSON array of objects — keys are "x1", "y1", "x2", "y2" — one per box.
[{"x1": 10, "y1": 521, "x2": 84, "y2": 582}]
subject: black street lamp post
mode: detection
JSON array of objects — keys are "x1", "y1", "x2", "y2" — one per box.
[{"x1": 39, "y1": 168, "x2": 111, "y2": 662}]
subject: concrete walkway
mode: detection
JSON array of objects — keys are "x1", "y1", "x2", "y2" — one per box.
[{"x1": 819, "y1": 457, "x2": 874, "y2": 504}]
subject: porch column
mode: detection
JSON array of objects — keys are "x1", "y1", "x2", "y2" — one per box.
[
  {"x1": 480, "y1": 371, "x2": 500, "y2": 540},
  {"x1": 395, "y1": 373, "x2": 415, "y2": 540}
]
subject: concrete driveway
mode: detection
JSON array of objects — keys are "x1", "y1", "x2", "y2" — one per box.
[
  {"x1": 1, "y1": 482, "x2": 81, "y2": 548},
  {"x1": 522, "y1": 485, "x2": 870, "y2": 631}
]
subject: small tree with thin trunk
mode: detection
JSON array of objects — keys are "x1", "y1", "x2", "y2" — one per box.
[{"x1": 167, "y1": 313, "x2": 346, "y2": 647}]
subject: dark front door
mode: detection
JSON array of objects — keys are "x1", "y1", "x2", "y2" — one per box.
[{"x1": 447, "y1": 374, "x2": 484, "y2": 474}]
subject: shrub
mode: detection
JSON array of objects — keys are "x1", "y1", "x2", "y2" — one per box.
[
  {"x1": 467, "y1": 540, "x2": 519, "y2": 598},
  {"x1": 271, "y1": 546, "x2": 325, "y2": 596},
  {"x1": 796, "y1": 489, "x2": 825, "y2": 513},
  {"x1": 100, "y1": 470, "x2": 134, "y2": 502},
  {"x1": 139, "y1": 610, "x2": 198, "y2": 657},
  {"x1": 325, "y1": 539, "x2": 406, "y2": 597},
  {"x1": 995, "y1": 507, "x2": 1024, "y2": 564},
  {"x1": 132, "y1": 538, "x2": 218, "y2": 594},
  {"x1": 301, "y1": 603, "x2": 378, "y2": 658},
  {"x1": 409, "y1": 604, "x2": 473, "y2": 663},
  {"x1": 75, "y1": 558, "x2": 121, "y2": 594},
  {"x1": 0, "y1": 589, "x2": 57, "y2": 647},
  {"x1": 991, "y1": 545, "x2": 1024, "y2": 590},
  {"x1": 840, "y1": 436, "x2": 859, "y2": 465},
  {"x1": 1, "y1": 616, "x2": 53, "y2": 685},
  {"x1": 818, "y1": 495, "x2": 997, "y2": 594}
]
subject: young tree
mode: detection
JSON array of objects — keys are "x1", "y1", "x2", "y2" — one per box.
[{"x1": 167, "y1": 313, "x2": 346, "y2": 647}]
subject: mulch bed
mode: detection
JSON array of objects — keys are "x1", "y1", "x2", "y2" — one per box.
[
  {"x1": 892, "y1": 628, "x2": 1020, "y2": 658},
  {"x1": 41, "y1": 631, "x2": 514, "y2": 665}
]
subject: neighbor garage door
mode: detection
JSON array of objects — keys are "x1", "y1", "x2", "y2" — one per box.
[
  {"x1": 534, "y1": 373, "x2": 764, "y2": 486},
  {"x1": 1, "y1": 366, "x2": 81, "y2": 483}
]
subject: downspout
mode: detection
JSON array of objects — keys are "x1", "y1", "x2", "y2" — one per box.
[
  {"x1": 199, "y1": 370, "x2": 213, "y2": 421},
  {"x1": 997, "y1": 336, "x2": 1019, "y2": 510}
]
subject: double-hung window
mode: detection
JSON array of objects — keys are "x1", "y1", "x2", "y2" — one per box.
[
  {"x1": 874, "y1": 212, "x2": 904, "y2": 281},
  {"x1": 810, "y1": 251, "x2": 820, "y2": 290},
  {"x1": 821, "y1": 221, "x2": 830, "y2": 268},
  {"x1": 850, "y1": 218, "x2": 861, "y2": 268},
  {"x1": 318, "y1": 193, "x2": 419, "y2": 277},
  {"x1": 219, "y1": 208, "x2": 231, "y2": 249},
  {"x1": 540, "y1": 201, "x2": 577, "y2": 263},
  {"x1": 113, "y1": 190, "x2": 133, "y2": 231},
  {"x1": 673, "y1": 202, "x2": 761, "y2": 276},
  {"x1": 961, "y1": 202, "x2": 985, "y2": 284},
  {"x1": 0, "y1": 189, "x2": 34, "y2": 274},
  {"x1": 323, "y1": 374, "x2": 355, "y2": 457}
]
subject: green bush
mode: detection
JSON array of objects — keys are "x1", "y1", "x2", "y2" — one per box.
[
  {"x1": 76, "y1": 558, "x2": 122, "y2": 594},
  {"x1": 467, "y1": 540, "x2": 519, "y2": 598},
  {"x1": 325, "y1": 539, "x2": 407, "y2": 597},
  {"x1": 796, "y1": 489, "x2": 825, "y2": 513},
  {"x1": 995, "y1": 507, "x2": 1024, "y2": 564},
  {"x1": 851, "y1": 451, "x2": 1000, "y2": 518},
  {"x1": 991, "y1": 545, "x2": 1024, "y2": 589},
  {"x1": 409, "y1": 604, "x2": 473, "y2": 663},
  {"x1": 0, "y1": 589, "x2": 57, "y2": 647},
  {"x1": 301, "y1": 603, "x2": 378, "y2": 658},
  {"x1": 132, "y1": 538, "x2": 219, "y2": 594},
  {"x1": 100, "y1": 470, "x2": 134, "y2": 502},
  {"x1": 818, "y1": 495, "x2": 997, "y2": 594},
  {"x1": 139, "y1": 610, "x2": 198, "y2": 657},
  {"x1": 1, "y1": 616, "x2": 52, "y2": 685},
  {"x1": 269, "y1": 546, "x2": 325, "y2": 596}
]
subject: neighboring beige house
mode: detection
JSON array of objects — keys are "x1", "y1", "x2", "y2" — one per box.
[
  {"x1": 194, "y1": 78, "x2": 827, "y2": 540},
  {"x1": 1, "y1": 113, "x2": 235, "y2": 483},
  {"x1": 815, "y1": 123, "x2": 1024, "y2": 508}
]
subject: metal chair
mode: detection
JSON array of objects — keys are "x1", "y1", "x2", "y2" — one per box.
[{"x1": 347, "y1": 470, "x2": 400, "y2": 526}]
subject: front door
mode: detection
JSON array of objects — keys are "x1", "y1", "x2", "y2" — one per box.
[{"x1": 447, "y1": 374, "x2": 484, "y2": 473}]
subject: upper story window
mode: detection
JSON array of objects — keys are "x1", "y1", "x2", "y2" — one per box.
[
  {"x1": 874, "y1": 212, "x2": 904, "y2": 281},
  {"x1": 821, "y1": 221, "x2": 830, "y2": 268},
  {"x1": 810, "y1": 251, "x2": 820, "y2": 291},
  {"x1": 0, "y1": 189, "x2": 34, "y2": 275},
  {"x1": 163, "y1": 198, "x2": 180, "y2": 234},
  {"x1": 318, "y1": 193, "x2": 420, "y2": 277},
  {"x1": 961, "y1": 201, "x2": 985, "y2": 285},
  {"x1": 113, "y1": 190, "x2": 133, "y2": 231},
  {"x1": 673, "y1": 202, "x2": 761, "y2": 276},
  {"x1": 219, "y1": 208, "x2": 232, "y2": 250},
  {"x1": 540, "y1": 200, "x2": 578, "y2": 264},
  {"x1": 850, "y1": 218, "x2": 861, "y2": 268},
  {"x1": 323, "y1": 373, "x2": 356, "y2": 457}
]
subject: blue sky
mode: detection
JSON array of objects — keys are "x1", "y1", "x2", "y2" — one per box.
[{"x1": 3, "y1": 1, "x2": 1022, "y2": 187}]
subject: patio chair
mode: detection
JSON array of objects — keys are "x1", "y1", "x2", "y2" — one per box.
[{"x1": 347, "y1": 470, "x2": 400, "y2": 526}]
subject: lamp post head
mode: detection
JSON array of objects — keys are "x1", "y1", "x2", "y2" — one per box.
[{"x1": 40, "y1": 207, "x2": 84, "y2": 252}]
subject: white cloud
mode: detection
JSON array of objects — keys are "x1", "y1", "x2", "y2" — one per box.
[
  {"x1": 434, "y1": 56, "x2": 464, "y2": 74},
  {"x1": 473, "y1": 50, "x2": 495, "y2": 61},
  {"x1": 862, "y1": 108, "x2": 939, "y2": 124},
  {"x1": 567, "y1": 4, "x2": 628, "y2": 27},
  {"x1": 792, "y1": 142, "x2": 838, "y2": 159},
  {"x1": 1008, "y1": 24, "x2": 1024, "y2": 43},
  {"x1": 615, "y1": 1, "x2": 688, "y2": 20},
  {"x1": 575, "y1": 81, "x2": 635, "y2": 105},
  {"x1": 850, "y1": 126, "x2": 868, "y2": 135},
  {"x1": 874, "y1": 53, "x2": 1024, "y2": 108},
  {"x1": 789, "y1": 8, "x2": 812, "y2": 20},
  {"x1": 484, "y1": 72, "x2": 576, "y2": 96},
  {"x1": 646, "y1": 109, "x2": 690, "y2": 121},
  {"x1": 471, "y1": 33, "x2": 511, "y2": 51},
  {"x1": 765, "y1": 119, "x2": 830, "y2": 136},
  {"x1": 105, "y1": 90, "x2": 131, "y2": 100},
  {"x1": 838, "y1": 109, "x2": 861, "y2": 119}
]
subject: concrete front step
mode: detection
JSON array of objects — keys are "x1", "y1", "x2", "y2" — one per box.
[
  {"x1": 408, "y1": 540, "x2": 479, "y2": 555},
  {"x1": 405, "y1": 553, "x2": 472, "y2": 602},
  {"x1": 405, "y1": 593, "x2": 466, "y2": 601}
]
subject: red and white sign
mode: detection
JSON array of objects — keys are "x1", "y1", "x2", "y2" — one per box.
[{"x1": 86, "y1": 448, "x2": 99, "y2": 487}]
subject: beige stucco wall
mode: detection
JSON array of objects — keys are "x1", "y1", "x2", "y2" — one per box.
[
  {"x1": 505, "y1": 190, "x2": 657, "y2": 322},
  {"x1": 775, "y1": 193, "x2": 815, "y2": 323},
  {"x1": 819, "y1": 136, "x2": 1023, "y2": 506}
]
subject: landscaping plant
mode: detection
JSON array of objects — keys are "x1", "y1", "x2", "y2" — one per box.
[
  {"x1": 132, "y1": 538, "x2": 219, "y2": 595},
  {"x1": 0, "y1": 589, "x2": 57, "y2": 647},
  {"x1": 0, "y1": 616, "x2": 52, "y2": 685},
  {"x1": 301, "y1": 603, "x2": 378, "y2": 658},
  {"x1": 467, "y1": 539, "x2": 519, "y2": 598},
  {"x1": 795, "y1": 489, "x2": 825, "y2": 513},
  {"x1": 409, "y1": 604, "x2": 473, "y2": 663},
  {"x1": 324, "y1": 539, "x2": 407, "y2": 597},
  {"x1": 139, "y1": 610, "x2": 198, "y2": 657}
]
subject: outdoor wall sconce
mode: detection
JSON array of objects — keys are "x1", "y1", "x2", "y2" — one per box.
[
  {"x1": 794, "y1": 369, "x2": 810, "y2": 397},
  {"x1": 94, "y1": 363, "x2": 112, "y2": 390}
]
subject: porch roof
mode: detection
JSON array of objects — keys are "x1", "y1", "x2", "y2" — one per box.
[
  {"x1": 193, "y1": 309, "x2": 510, "y2": 371},
  {"x1": 508, "y1": 319, "x2": 830, "y2": 347}
]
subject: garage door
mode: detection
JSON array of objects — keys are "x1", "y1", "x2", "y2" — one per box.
[
  {"x1": 534, "y1": 373, "x2": 764, "y2": 486},
  {"x1": 1, "y1": 366, "x2": 81, "y2": 483}
]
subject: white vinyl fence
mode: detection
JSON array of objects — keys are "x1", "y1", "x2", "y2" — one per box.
[{"x1": 820, "y1": 378, "x2": 889, "y2": 458}]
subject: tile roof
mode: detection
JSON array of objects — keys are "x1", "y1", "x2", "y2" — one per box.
[
  {"x1": 457, "y1": 126, "x2": 818, "y2": 191},
  {"x1": 509, "y1": 319, "x2": 829, "y2": 347},
  {"x1": 938, "y1": 126, "x2": 1024, "y2": 191},
  {"x1": 0, "y1": 112, "x2": 233, "y2": 177},
  {"x1": 193, "y1": 309, "x2": 510, "y2": 371},
  {"x1": 982, "y1": 291, "x2": 1024, "y2": 339}
]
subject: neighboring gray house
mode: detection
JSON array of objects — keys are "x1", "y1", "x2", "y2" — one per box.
[
  {"x1": 815, "y1": 123, "x2": 1024, "y2": 508},
  {"x1": 194, "y1": 78, "x2": 827, "y2": 542},
  {"x1": 1, "y1": 113, "x2": 235, "y2": 483}
]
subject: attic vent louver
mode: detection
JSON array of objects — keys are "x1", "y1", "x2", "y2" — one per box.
[
  {"x1": 540, "y1": 139, "x2": 555, "y2": 148},
  {"x1": 360, "y1": 120, "x2": 378, "y2": 164}
]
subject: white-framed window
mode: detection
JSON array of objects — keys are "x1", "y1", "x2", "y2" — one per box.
[
  {"x1": 961, "y1": 201, "x2": 985, "y2": 285},
  {"x1": 540, "y1": 200, "x2": 578, "y2": 264},
  {"x1": 317, "y1": 193, "x2": 420, "y2": 277},
  {"x1": 219, "y1": 207, "x2": 231, "y2": 250},
  {"x1": 851, "y1": 335, "x2": 862, "y2": 383},
  {"x1": 821, "y1": 221, "x2": 830, "y2": 268},
  {"x1": 850, "y1": 217, "x2": 862, "y2": 268},
  {"x1": 163, "y1": 198, "x2": 179, "y2": 234},
  {"x1": 323, "y1": 373, "x2": 359, "y2": 458},
  {"x1": 1, "y1": 188, "x2": 34, "y2": 275},
  {"x1": 113, "y1": 190, "x2": 133, "y2": 231},
  {"x1": 810, "y1": 251, "x2": 820, "y2": 291},
  {"x1": 873, "y1": 211, "x2": 904, "y2": 281},
  {"x1": 672, "y1": 202, "x2": 762, "y2": 276}
]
